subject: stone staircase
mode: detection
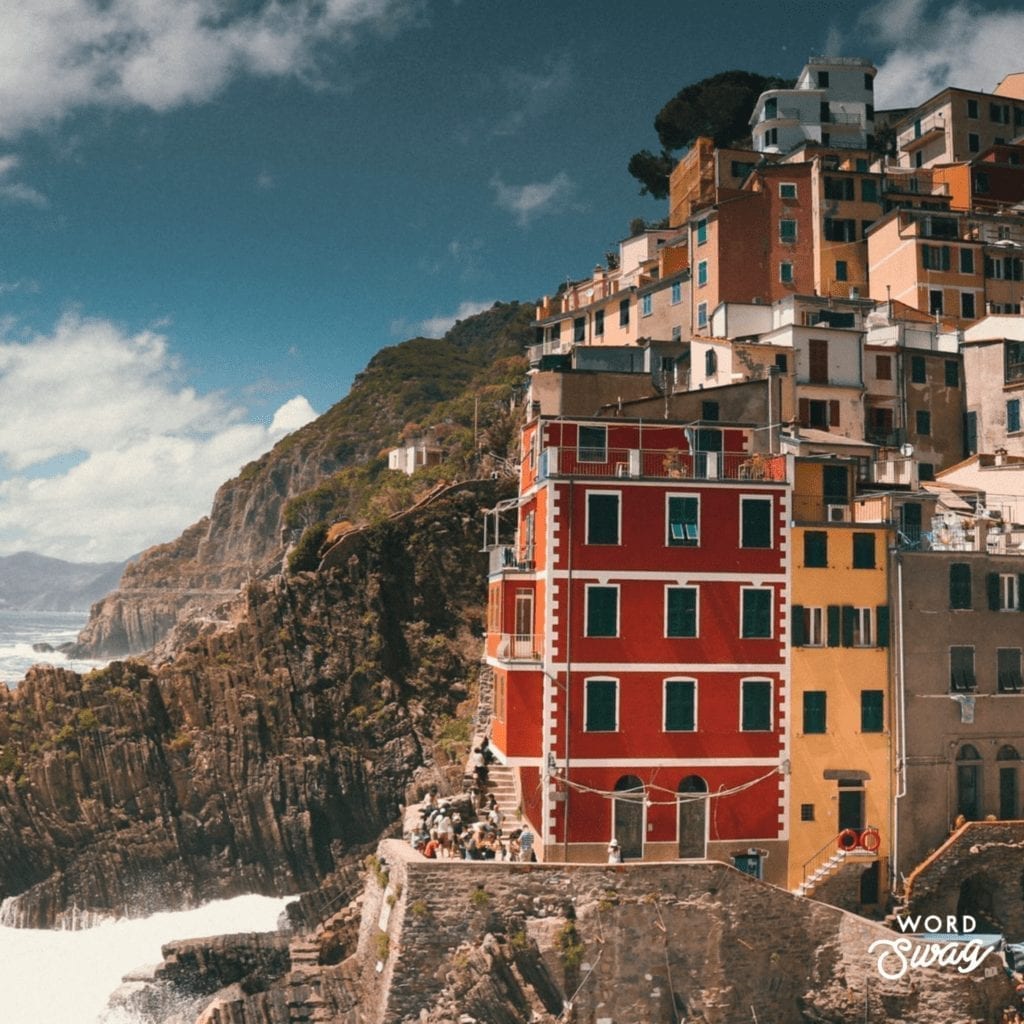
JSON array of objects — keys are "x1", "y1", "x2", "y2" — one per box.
[
  {"x1": 794, "y1": 850, "x2": 849, "y2": 897},
  {"x1": 480, "y1": 760, "x2": 525, "y2": 835}
]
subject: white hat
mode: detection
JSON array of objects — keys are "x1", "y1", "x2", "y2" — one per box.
[{"x1": 608, "y1": 838, "x2": 619, "y2": 847}]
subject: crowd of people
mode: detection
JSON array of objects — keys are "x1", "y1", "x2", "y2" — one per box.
[{"x1": 408, "y1": 788, "x2": 536, "y2": 862}]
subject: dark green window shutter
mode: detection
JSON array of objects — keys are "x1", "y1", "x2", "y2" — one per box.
[
  {"x1": 876, "y1": 605, "x2": 890, "y2": 648},
  {"x1": 1019, "y1": 574, "x2": 1024, "y2": 611},
  {"x1": 841, "y1": 605, "x2": 855, "y2": 647},
  {"x1": 827, "y1": 605, "x2": 841, "y2": 647},
  {"x1": 987, "y1": 572, "x2": 1001, "y2": 611},
  {"x1": 804, "y1": 531, "x2": 827, "y2": 567},
  {"x1": 803, "y1": 691, "x2": 826, "y2": 734},
  {"x1": 792, "y1": 604, "x2": 806, "y2": 647},
  {"x1": 742, "y1": 590, "x2": 772, "y2": 638},
  {"x1": 587, "y1": 493, "x2": 619, "y2": 544},
  {"x1": 950, "y1": 563, "x2": 972, "y2": 609},
  {"x1": 667, "y1": 588, "x2": 697, "y2": 637},
  {"x1": 852, "y1": 533, "x2": 876, "y2": 569},
  {"x1": 742, "y1": 680, "x2": 772, "y2": 731},
  {"x1": 861, "y1": 690, "x2": 884, "y2": 732},
  {"x1": 665, "y1": 680, "x2": 695, "y2": 731},
  {"x1": 741, "y1": 499, "x2": 772, "y2": 548},
  {"x1": 586, "y1": 587, "x2": 618, "y2": 637},
  {"x1": 667, "y1": 496, "x2": 699, "y2": 546},
  {"x1": 585, "y1": 679, "x2": 617, "y2": 731}
]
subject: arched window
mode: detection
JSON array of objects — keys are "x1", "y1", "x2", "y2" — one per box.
[
  {"x1": 957, "y1": 744, "x2": 982, "y2": 820},
  {"x1": 678, "y1": 775, "x2": 708, "y2": 859}
]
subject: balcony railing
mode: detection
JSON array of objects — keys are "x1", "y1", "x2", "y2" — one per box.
[
  {"x1": 488, "y1": 546, "x2": 535, "y2": 574},
  {"x1": 494, "y1": 633, "x2": 544, "y2": 662},
  {"x1": 538, "y1": 447, "x2": 788, "y2": 484},
  {"x1": 528, "y1": 339, "x2": 573, "y2": 363}
]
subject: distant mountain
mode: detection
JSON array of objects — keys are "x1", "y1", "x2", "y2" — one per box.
[{"x1": 0, "y1": 552, "x2": 128, "y2": 611}]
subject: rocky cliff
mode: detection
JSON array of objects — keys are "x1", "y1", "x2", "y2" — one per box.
[
  {"x1": 0, "y1": 482, "x2": 508, "y2": 927},
  {"x1": 71, "y1": 302, "x2": 533, "y2": 658}
]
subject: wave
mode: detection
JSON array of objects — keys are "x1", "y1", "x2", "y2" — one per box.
[{"x1": 0, "y1": 610, "x2": 105, "y2": 686}]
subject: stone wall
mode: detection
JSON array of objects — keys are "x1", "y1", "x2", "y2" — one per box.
[{"x1": 365, "y1": 839, "x2": 1013, "y2": 1024}]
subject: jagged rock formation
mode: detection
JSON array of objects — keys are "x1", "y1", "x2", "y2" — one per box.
[
  {"x1": 70, "y1": 303, "x2": 533, "y2": 658},
  {"x1": 0, "y1": 483, "x2": 509, "y2": 927}
]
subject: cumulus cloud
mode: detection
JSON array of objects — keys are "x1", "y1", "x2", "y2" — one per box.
[
  {"x1": 0, "y1": 0, "x2": 416, "y2": 138},
  {"x1": 0, "y1": 315, "x2": 317, "y2": 561},
  {"x1": 491, "y1": 171, "x2": 574, "y2": 226},
  {"x1": 865, "y1": 0, "x2": 1024, "y2": 108},
  {"x1": 0, "y1": 154, "x2": 47, "y2": 206},
  {"x1": 417, "y1": 300, "x2": 495, "y2": 337}
]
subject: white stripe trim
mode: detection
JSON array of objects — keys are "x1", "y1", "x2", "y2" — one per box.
[
  {"x1": 501, "y1": 756, "x2": 784, "y2": 768},
  {"x1": 549, "y1": 570, "x2": 786, "y2": 583},
  {"x1": 547, "y1": 662, "x2": 785, "y2": 673}
]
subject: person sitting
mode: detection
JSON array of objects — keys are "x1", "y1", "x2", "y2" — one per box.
[
  {"x1": 507, "y1": 828, "x2": 523, "y2": 862},
  {"x1": 423, "y1": 830, "x2": 442, "y2": 859}
]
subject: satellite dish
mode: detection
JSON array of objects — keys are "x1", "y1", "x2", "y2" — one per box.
[{"x1": 900, "y1": 442, "x2": 915, "y2": 457}]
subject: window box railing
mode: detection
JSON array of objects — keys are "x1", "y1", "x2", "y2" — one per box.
[
  {"x1": 494, "y1": 633, "x2": 544, "y2": 662},
  {"x1": 537, "y1": 447, "x2": 788, "y2": 484}
]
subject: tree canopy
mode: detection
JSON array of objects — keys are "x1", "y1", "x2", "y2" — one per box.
[{"x1": 628, "y1": 70, "x2": 794, "y2": 199}]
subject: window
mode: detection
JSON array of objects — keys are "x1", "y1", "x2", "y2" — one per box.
[
  {"x1": 808, "y1": 337, "x2": 829, "y2": 384},
  {"x1": 941, "y1": 359, "x2": 959, "y2": 388},
  {"x1": 991, "y1": 102, "x2": 1010, "y2": 124},
  {"x1": 732, "y1": 160, "x2": 755, "y2": 179},
  {"x1": 916, "y1": 410, "x2": 931, "y2": 436},
  {"x1": 968, "y1": 133, "x2": 980, "y2": 153},
  {"x1": 960, "y1": 248, "x2": 974, "y2": 274},
  {"x1": 793, "y1": 605, "x2": 824, "y2": 647},
  {"x1": 701, "y1": 400, "x2": 719, "y2": 421},
  {"x1": 853, "y1": 532, "x2": 876, "y2": 569},
  {"x1": 801, "y1": 803, "x2": 815, "y2": 821},
  {"x1": 578, "y1": 425, "x2": 607, "y2": 462},
  {"x1": 803, "y1": 691, "x2": 827, "y2": 734},
  {"x1": 824, "y1": 218, "x2": 856, "y2": 241},
  {"x1": 697, "y1": 261, "x2": 708, "y2": 287},
  {"x1": 950, "y1": 563, "x2": 972, "y2": 609},
  {"x1": 851, "y1": 607, "x2": 873, "y2": 647},
  {"x1": 741, "y1": 679, "x2": 772, "y2": 731},
  {"x1": 929, "y1": 290, "x2": 944, "y2": 316},
  {"x1": 998, "y1": 649, "x2": 1023, "y2": 693},
  {"x1": 664, "y1": 679, "x2": 696, "y2": 731},
  {"x1": 764, "y1": 97, "x2": 778, "y2": 119},
  {"x1": 775, "y1": 353, "x2": 788, "y2": 373},
  {"x1": 966, "y1": 410, "x2": 978, "y2": 454},
  {"x1": 780, "y1": 219, "x2": 797, "y2": 243},
  {"x1": 670, "y1": 281, "x2": 681, "y2": 305},
  {"x1": 696, "y1": 220, "x2": 708, "y2": 245},
  {"x1": 667, "y1": 495, "x2": 699, "y2": 546},
  {"x1": 640, "y1": 293, "x2": 652, "y2": 317},
  {"x1": 961, "y1": 292, "x2": 976, "y2": 319},
  {"x1": 779, "y1": 182, "x2": 797, "y2": 199},
  {"x1": 861, "y1": 179, "x2": 878, "y2": 202},
  {"x1": 861, "y1": 690, "x2": 884, "y2": 732},
  {"x1": 619, "y1": 298, "x2": 630, "y2": 327},
  {"x1": 1009, "y1": 399, "x2": 1021, "y2": 434},
  {"x1": 835, "y1": 260, "x2": 848, "y2": 282},
  {"x1": 666, "y1": 587, "x2": 698, "y2": 638},
  {"x1": 741, "y1": 498, "x2": 772, "y2": 548},
  {"x1": 585, "y1": 678, "x2": 618, "y2": 731},
  {"x1": 911, "y1": 355, "x2": 926, "y2": 383},
  {"x1": 922, "y1": 244, "x2": 951, "y2": 271},
  {"x1": 967, "y1": 98, "x2": 979, "y2": 118},
  {"x1": 585, "y1": 586, "x2": 618, "y2": 638},
  {"x1": 824, "y1": 176, "x2": 854, "y2": 201},
  {"x1": 804, "y1": 531, "x2": 828, "y2": 567},
  {"x1": 705, "y1": 348, "x2": 717, "y2": 376},
  {"x1": 817, "y1": 71, "x2": 829, "y2": 87},
  {"x1": 586, "y1": 492, "x2": 620, "y2": 545},
  {"x1": 920, "y1": 462, "x2": 935, "y2": 481},
  {"x1": 697, "y1": 302, "x2": 708, "y2": 329},
  {"x1": 974, "y1": 172, "x2": 989, "y2": 195},
  {"x1": 594, "y1": 308, "x2": 604, "y2": 336},
  {"x1": 989, "y1": 572, "x2": 1021, "y2": 611},
  {"x1": 573, "y1": 317, "x2": 585, "y2": 342},
  {"x1": 765, "y1": 127, "x2": 778, "y2": 146},
  {"x1": 780, "y1": 261, "x2": 793, "y2": 284},
  {"x1": 950, "y1": 646, "x2": 976, "y2": 692},
  {"x1": 741, "y1": 588, "x2": 772, "y2": 639},
  {"x1": 1006, "y1": 341, "x2": 1024, "y2": 383}
]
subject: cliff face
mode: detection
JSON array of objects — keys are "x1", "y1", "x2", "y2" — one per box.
[
  {"x1": 0, "y1": 483, "x2": 506, "y2": 927},
  {"x1": 71, "y1": 302, "x2": 533, "y2": 658}
]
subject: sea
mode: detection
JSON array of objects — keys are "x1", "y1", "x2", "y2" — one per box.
[{"x1": 0, "y1": 613, "x2": 295, "y2": 1022}]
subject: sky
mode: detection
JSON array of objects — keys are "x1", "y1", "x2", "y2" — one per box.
[{"x1": 0, "y1": 0, "x2": 1022, "y2": 563}]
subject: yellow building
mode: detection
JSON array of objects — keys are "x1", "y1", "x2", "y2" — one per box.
[{"x1": 787, "y1": 456, "x2": 895, "y2": 908}]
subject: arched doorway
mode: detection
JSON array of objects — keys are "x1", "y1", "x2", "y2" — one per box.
[
  {"x1": 957, "y1": 744, "x2": 982, "y2": 820},
  {"x1": 613, "y1": 775, "x2": 645, "y2": 860},
  {"x1": 677, "y1": 775, "x2": 708, "y2": 858},
  {"x1": 997, "y1": 744, "x2": 1021, "y2": 819}
]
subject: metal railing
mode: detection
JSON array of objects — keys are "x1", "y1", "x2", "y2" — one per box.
[
  {"x1": 488, "y1": 546, "x2": 535, "y2": 574},
  {"x1": 493, "y1": 633, "x2": 543, "y2": 662},
  {"x1": 802, "y1": 827, "x2": 881, "y2": 886},
  {"x1": 538, "y1": 447, "x2": 788, "y2": 484}
]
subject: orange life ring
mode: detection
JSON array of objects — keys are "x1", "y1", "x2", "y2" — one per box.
[
  {"x1": 837, "y1": 828, "x2": 859, "y2": 851},
  {"x1": 860, "y1": 828, "x2": 881, "y2": 852}
]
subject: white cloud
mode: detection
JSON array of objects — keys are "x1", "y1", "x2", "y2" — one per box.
[
  {"x1": 0, "y1": 154, "x2": 46, "y2": 206},
  {"x1": 0, "y1": 315, "x2": 318, "y2": 561},
  {"x1": 0, "y1": 0, "x2": 417, "y2": 138},
  {"x1": 417, "y1": 300, "x2": 495, "y2": 337},
  {"x1": 492, "y1": 59, "x2": 573, "y2": 137},
  {"x1": 491, "y1": 171, "x2": 574, "y2": 227},
  {"x1": 865, "y1": 0, "x2": 1024, "y2": 108}
]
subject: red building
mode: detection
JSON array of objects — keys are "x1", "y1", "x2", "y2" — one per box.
[{"x1": 485, "y1": 414, "x2": 793, "y2": 882}]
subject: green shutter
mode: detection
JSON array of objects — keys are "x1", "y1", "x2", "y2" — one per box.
[
  {"x1": 1019, "y1": 574, "x2": 1024, "y2": 611},
  {"x1": 585, "y1": 679, "x2": 617, "y2": 731},
  {"x1": 876, "y1": 605, "x2": 890, "y2": 648},
  {"x1": 665, "y1": 680, "x2": 695, "y2": 731},
  {"x1": 792, "y1": 604, "x2": 806, "y2": 647},
  {"x1": 841, "y1": 605, "x2": 855, "y2": 647},
  {"x1": 987, "y1": 572, "x2": 1001, "y2": 611},
  {"x1": 587, "y1": 493, "x2": 619, "y2": 545},
  {"x1": 586, "y1": 587, "x2": 618, "y2": 637},
  {"x1": 742, "y1": 499, "x2": 772, "y2": 548},
  {"x1": 743, "y1": 590, "x2": 772, "y2": 638},
  {"x1": 861, "y1": 690, "x2": 884, "y2": 732},
  {"x1": 667, "y1": 588, "x2": 697, "y2": 637},
  {"x1": 742, "y1": 680, "x2": 772, "y2": 731},
  {"x1": 803, "y1": 691, "x2": 826, "y2": 734},
  {"x1": 827, "y1": 605, "x2": 841, "y2": 647}
]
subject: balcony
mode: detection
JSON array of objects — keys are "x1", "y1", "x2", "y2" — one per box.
[
  {"x1": 792, "y1": 496, "x2": 854, "y2": 524},
  {"x1": 537, "y1": 447, "x2": 788, "y2": 484},
  {"x1": 528, "y1": 339, "x2": 573, "y2": 364},
  {"x1": 493, "y1": 633, "x2": 543, "y2": 662},
  {"x1": 488, "y1": 545, "x2": 535, "y2": 574}
]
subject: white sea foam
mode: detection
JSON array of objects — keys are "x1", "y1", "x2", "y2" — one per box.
[
  {"x1": 0, "y1": 893, "x2": 292, "y2": 1023},
  {"x1": 0, "y1": 610, "x2": 105, "y2": 686}
]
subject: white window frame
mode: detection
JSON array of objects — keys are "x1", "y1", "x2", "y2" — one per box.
[
  {"x1": 584, "y1": 583, "x2": 620, "y2": 638},
  {"x1": 666, "y1": 493, "x2": 701, "y2": 547},
  {"x1": 697, "y1": 302, "x2": 708, "y2": 329},
  {"x1": 739, "y1": 495, "x2": 774, "y2": 549},
  {"x1": 852, "y1": 607, "x2": 873, "y2": 647},
  {"x1": 585, "y1": 489, "x2": 621, "y2": 546},
  {"x1": 779, "y1": 182, "x2": 797, "y2": 199},
  {"x1": 664, "y1": 585, "x2": 700, "y2": 638},
  {"x1": 583, "y1": 676, "x2": 619, "y2": 732},
  {"x1": 670, "y1": 281, "x2": 681, "y2": 305},
  {"x1": 740, "y1": 677, "x2": 774, "y2": 732},
  {"x1": 641, "y1": 293, "x2": 653, "y2": 317},
  {"x1": 740, "y1": 586, "x2": 774, "y2": 640},
  {"x1": 803, "y1": 606, "x2": 824, "y2": 647},
  {"x1": 697, "y1": 260, "x2": 708, "y2": 287},
  {"x1": 1000, "y1": 573, "x2": 1020, "y2": 611},
  {"x1": 663, "y1": 677, "x2": 697, "y2": 732}
]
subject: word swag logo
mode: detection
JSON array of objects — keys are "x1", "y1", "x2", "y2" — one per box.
[{"x1": 869, "y1": 915, "x2": 998, "y2": 981}]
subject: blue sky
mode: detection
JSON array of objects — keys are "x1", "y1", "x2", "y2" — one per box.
[{"x1": 0, "y1": 0, "x2": 1021, "y2": 561}]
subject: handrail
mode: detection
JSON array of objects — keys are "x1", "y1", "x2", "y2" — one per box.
[{"x1": 802, "y1": 826, "x2": 881, "y2": 885}]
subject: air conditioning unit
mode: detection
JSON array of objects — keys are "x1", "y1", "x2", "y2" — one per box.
[{"x1": 827, "y1": 503, "x2": 851, "y2": 523}]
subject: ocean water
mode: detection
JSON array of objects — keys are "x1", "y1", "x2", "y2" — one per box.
[
  {"x1": 0, "y1": 894, "x2": 293, "y2": 1023},
  {"x1": 0, "y1": 609, "x2": 106, "y2": 686}
]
